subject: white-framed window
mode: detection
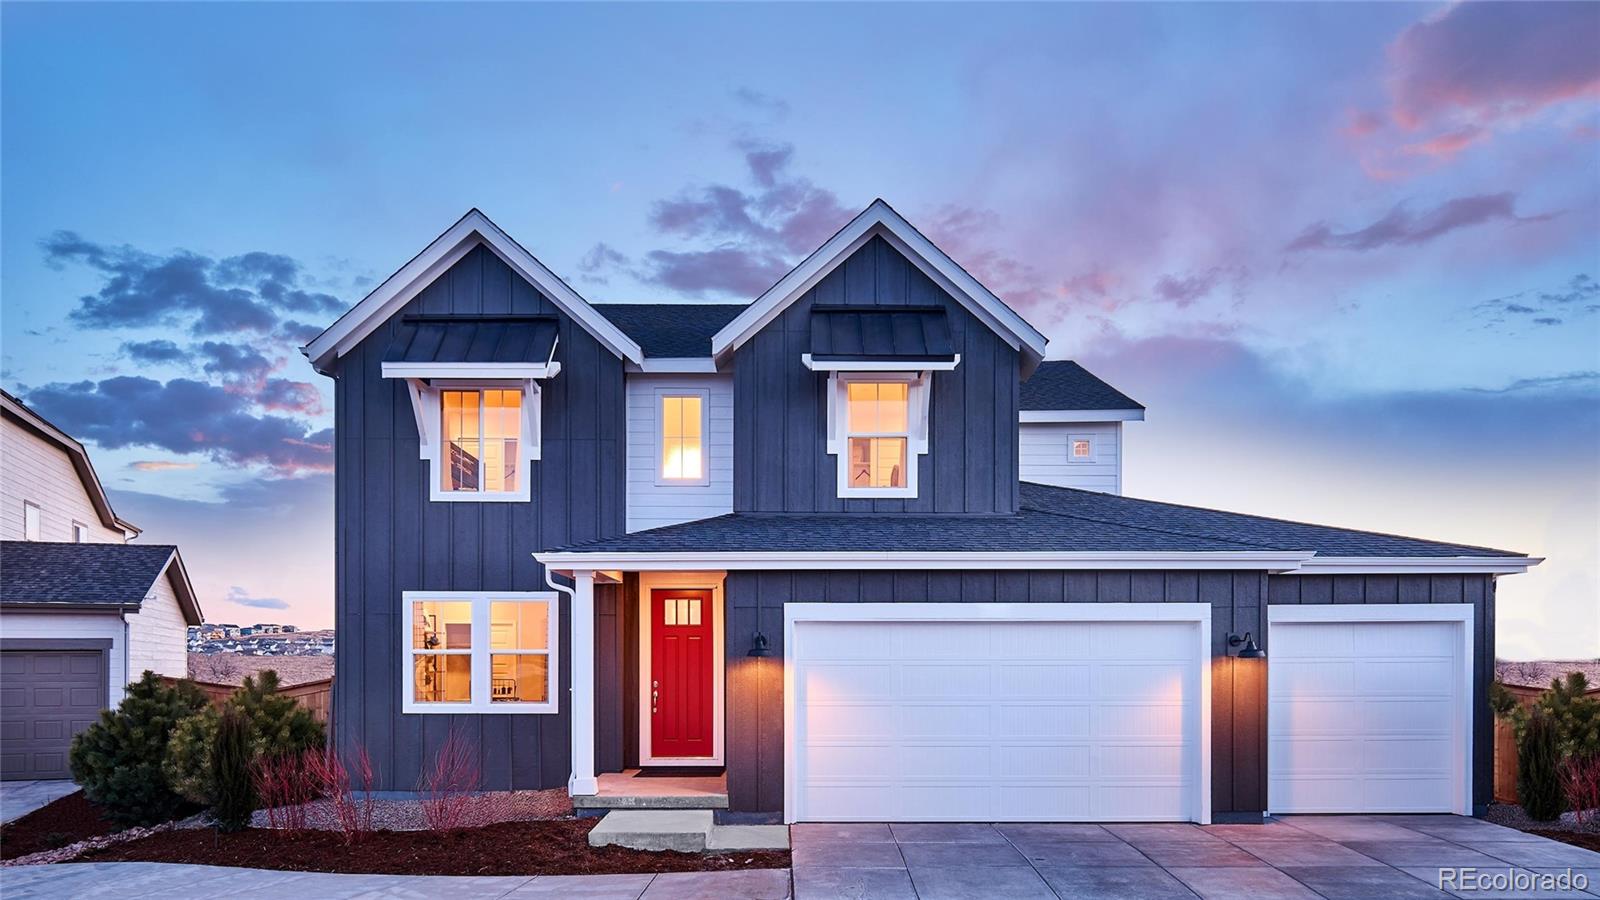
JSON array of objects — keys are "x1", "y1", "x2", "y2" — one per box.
[
  {"x1": 402, "y1": 591, "x2": 559, "y2": 714},
  {"x1": 22, "y1": 501, "x2": 40, "y2": 541},
  {"x1": 827, "y1": 372, "x2": 929, "y2": 499},
  {"x1": 655, "y1": 388, "x2": 709, "y2": 486},
  {"x1": 1067, "y1": 434, "x2": 1096, "y2": 463},
  {"x1": 71, "y1": 521, "x2": 88, "y2": 543},
  {"x1": 404, "y1": 379, "x2": 540, "y2": 503}
]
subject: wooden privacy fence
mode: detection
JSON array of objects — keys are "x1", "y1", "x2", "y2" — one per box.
[
  {"x1": 1494, "y1": 718, "x2": 1518, "y2": 804},
  {"x1": 164, "y1": 676, "x2": 333, "y2": 726}
]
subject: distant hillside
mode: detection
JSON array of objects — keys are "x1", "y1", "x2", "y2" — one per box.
[{"x1": 189, "y1": 652, "x2": 333, "y2": 687}]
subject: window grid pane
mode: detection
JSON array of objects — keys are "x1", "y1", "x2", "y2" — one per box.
[
  {"x1": 413, "y1": 654, "x2": 471, "y2": 703},
  {"x1": 490, "y1": 654, "x2": 548, "y2": 703},
  {"x1": 661, "y1": 395, "x2": 704, "y2": 480}
]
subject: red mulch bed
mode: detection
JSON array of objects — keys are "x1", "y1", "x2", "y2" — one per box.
[
  {"x1": 1531, "y1": 830, "x2": 1600, "y2": 852},
  {"x1": 0, "y1": 791, "x2": 119, "y2": 860},
  {"x1": 79, "y1": 818, "x2": 788, "y2": 876}
]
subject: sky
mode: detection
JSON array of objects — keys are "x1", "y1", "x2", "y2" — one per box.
[{"x1": 1, "y1": 2, "x2": 1596, "y2": 658}]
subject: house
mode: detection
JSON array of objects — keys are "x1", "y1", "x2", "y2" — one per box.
[
  {"x1": 304, "y1": 202, "x2": 1538, "y2": 824},
  {"x1": 0, "y1": 390, "x2": 204, "y2": 780}
]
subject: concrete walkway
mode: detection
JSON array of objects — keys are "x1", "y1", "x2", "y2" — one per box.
[
  {"x1": 790, "y1": 815, "x2": 1600, "y2": 899},
  {"x1": 0, "y1": 862, "x2": 793, "y2": 899},
  {"x1": 0, "y1": 781, "x2": 78, "y2": 824}
]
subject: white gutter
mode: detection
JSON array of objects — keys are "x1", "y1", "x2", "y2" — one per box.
[
  {"x1": 537, "y1": 550, "x2": 1316, "y2": 573},
  {"x1": 1294, "y1": 556, "x2": 1542, "y2": 575}
]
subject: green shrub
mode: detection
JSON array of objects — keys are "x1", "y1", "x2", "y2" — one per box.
[
  {"x1": 1520, "y1": 707, "x2": 1566, "y2": 821},
  {"x1": 69, "y1": 671, "x2": 208, "y2": 826},
  {"x1": 1536, "y1": 672, "x2": 1600, "y2": 759},
  {"x1": 163, "y1": 671, "x2": 325, "y2": 808},
  {"x1": 211, "y1": 706, "x2": 256, "y2": 832}
]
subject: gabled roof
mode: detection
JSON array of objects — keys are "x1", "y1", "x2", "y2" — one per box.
[
  {"x1": 0, "y1": 541, "x2": 204, "y2": 625},
  {"x1": 1020, "y1": 361, "x2": 1145, "y2": 412},
  {"x1": 593, "y1": 303, "x2": 747, "y2": 358},
  {"x1": 710, "y1": 199, "x2": 1049, "y2": 370},
  {"x1": 1, "y1": 390, "x2": 139, "y2": 536},
  {"x1": 303, "y1": 209, "x2": 644, "y2": 375}
]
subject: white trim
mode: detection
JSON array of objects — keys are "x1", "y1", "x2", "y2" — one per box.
[
  {"x1": 1295, "y1": 556, "x2": 1540, "y2": 575},
  {"x1": 1021, "y1": 409, "x2": 1145, "y2": 423},
  {"x1": 400, "y1": 590, "x2": 560, "y2": 715},
  {"x1": 829, "y1": 371, "x2": 929, "y2": 499},
  {"x1": 381, "y1": 361, "x2": 562, "y2": 381},
  {"x1": 569, "y1": 572, "x2": 597, "y2": 795},
  {"x1": 407, "y1": 381, "x2": 542, "y2": 503},
  {"x1": 21, "y1": 500, "x2": 40, "y2": 541},
  {"x1": 632, "y1": 358, "x2": 720, "y2": 373},
  {"x1": 1116, "y1": 422, "x2": 1126, "y2": 495},
  {"x1": 637, "y1": 573, "x2": 726, "y2": 767},
  {"x1": 304, "y1": 209, "x2": 643, "y2": 372},
  {"x1": 653, "y1": 388, "x2": 712, "y2": 487},
  {"x1": 1267, "y1": 603, "x2": 1475, "y2": 816},
  {"x1": 538, "y1": 550, "x2": 1316, "y2": 572},
  {"x1": 711, "y1": 200, "x2": 1048, "y2": 365},
  {"x1": 782, "y1": 602, "x2": 1212, "y2": 825},
  {"x1": 801, "y1": 353, "x2": 961, "y2": 372}
]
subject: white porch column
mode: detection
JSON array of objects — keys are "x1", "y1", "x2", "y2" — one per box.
[{"x1": 569, "y1": 569, "x2": 598, "y2": 796}]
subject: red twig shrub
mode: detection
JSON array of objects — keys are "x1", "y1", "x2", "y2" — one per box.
[
  {"x1": 251, "y1": 750, "x2": 318, "y2": 837},
  {"x1": 419, "y1": 729, "x2": 479, "y2": 832},
  {"x1": 307, "y1": 743, "x2": 376, "y2": 844},
  {"x1": 1561, "y1": 754, "x2": 1600, "y2": 830}
]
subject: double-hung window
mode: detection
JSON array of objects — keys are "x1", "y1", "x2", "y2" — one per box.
[
  {"x1": 829, "y1": 373, "x2": 926, "y2": 498},
  {"x1": 440, "y1": 389, "x2": 523, "y2": 495},
  {"x1": 656, "y1": 390, "x2": 708, "y2": 485},
  {"x1": 403, "y1": 591, "x2": 558, "y2": 714}
]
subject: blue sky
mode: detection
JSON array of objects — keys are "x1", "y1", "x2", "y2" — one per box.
[{"x1": 2, "y1": 2, "x2": 1596, "y2": 656}]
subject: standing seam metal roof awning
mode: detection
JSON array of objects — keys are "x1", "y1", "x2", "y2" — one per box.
[
  {"x1": 384, "y1": 315, "x2": 560, "y2": 365},
  {"x1": 808, "y1": 305, "x2": 956, "y2": 362}
]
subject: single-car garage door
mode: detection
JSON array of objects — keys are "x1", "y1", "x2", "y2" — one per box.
[
  {"x1": 0, "y1": 651, "x2": 107, "y2": 780},
  {"x1": 1268, "y1": 607, "x2": 1471, "y2": 815},
  {"x1": 788, "y1": 604, "x2": 1209, "y2": 823}
]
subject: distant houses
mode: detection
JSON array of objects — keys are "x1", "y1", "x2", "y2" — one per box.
[{"x1": 187, "y1": 624, "x2": 333, "y2": 657}]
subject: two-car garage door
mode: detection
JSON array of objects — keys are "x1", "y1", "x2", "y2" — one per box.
[{"x1": 789, "y1": 605, "x2": 1208, "y2": 823}]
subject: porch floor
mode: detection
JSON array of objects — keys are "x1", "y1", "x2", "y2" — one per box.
[{"x1": 574, "y1": 769, "x2": 730, "y2": 810}]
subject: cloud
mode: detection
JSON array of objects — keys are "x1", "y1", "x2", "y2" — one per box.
[
  {"x1": 1539, "y1": 273, "x2": 1600, "y2": 307},
  {"x1": 920, "y1": 205, "x2": 1054, "y2": 310},
  {"x1": 1285, "y1": 193, "x2": 1550, "y2": 252},
  {"x1": 276, "y1": 320, "x2": 324, "y2": 345},
  {"x1": 1152, "y1": 267, "x2": 1245, "y2": 308},
  {"x1": 575, "y1": 242, "x2": 631, "y2": 285},
  {"x1": 225, "y1": 586, "x2": 290, "y2": 610},
  {"x1": 22, "y1": 376, "x2": 333, "y2": 475},
  {"x1": 121, "y1": 339, "x2": 189, "y2": 364},
  {"x1": 43, "y1": 232, "x2": 348, "y2": 335},
  {"x1": 731, "y1": 87, "x2": 790, "y2": 119},
  {"x1": 257, "y1": 378, "x2": 324, "y2": 415},
  {"x1": 1400, "y1": 125, "x2": 1486, "y2": 160},
  {"x1": 130, "y1": 460, "x2": 199, "y2": 472},
  {"x1": 640, "y1": 247, "x2": 790, "y2": 297},
  {"x1": 197, "y1": 340, "x2": 274, "y2": 384},
  {"x1": 1473, "y1": 274, "x2": 1600, "y2": 330}
]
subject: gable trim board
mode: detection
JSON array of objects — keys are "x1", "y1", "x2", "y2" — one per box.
[
  {"x1": 711, "y1": 200, "x2": 1048, "y2": 369},
  {"x1": 303, "y1": 209, "x2": 644, "y2": 374},
  {"x1": 0, "y1": 391, "x2": 139, "y2": 536},
  {"x1": 1022, "y1": 409, "x2": 1146, "y2": 423}
]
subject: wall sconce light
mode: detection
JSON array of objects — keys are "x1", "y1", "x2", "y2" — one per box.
[
  {"x1": 1228, "y1": 632, "x2": 1266, "y2": 659},
  {"x1": 748, "y1": 630, "x2": 773, "y2": 658}
]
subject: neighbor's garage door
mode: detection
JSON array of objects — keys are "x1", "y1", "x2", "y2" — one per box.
[
  {"x1": 0, "y1": 651, "x2": 106, "y2": 780},
  {"x1": 790, "y1": 611, "x2": 1206, "y2": 822},
  {"x1": 1269, "y1": 617, "x2": 1467, "y2": 814}
]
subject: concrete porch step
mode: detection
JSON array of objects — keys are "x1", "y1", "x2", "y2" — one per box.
[
  {"x1": 587, "y1": 809, "x2": 789, "y2": 852},
  {"x1": 572, "y1": 791, "x2": 729, "y2": 810}
]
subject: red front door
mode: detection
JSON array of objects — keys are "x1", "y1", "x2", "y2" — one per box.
[{"x1": 650, "y1": 590, "x2": 714, "y2": 759}]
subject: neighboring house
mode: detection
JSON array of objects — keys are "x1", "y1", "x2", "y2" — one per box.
[
  {"x1": 0, "y1": 390, "x2": 203, "y2": 780},
  {"x1": 304, "y1": 202, "x2": 1539, "y2": 824}
]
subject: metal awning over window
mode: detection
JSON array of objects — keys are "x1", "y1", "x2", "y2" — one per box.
[
  {"x1": 804, "y1": 305, "x2": 959, "y2": 371},
  {"x1": 381, "y1": 314, "x2": 560, "y2": 380}
]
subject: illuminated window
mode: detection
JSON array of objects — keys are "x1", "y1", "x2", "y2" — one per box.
[
  {"x1": 1067, "y1": 434, "x2": 1095, "y2": 463},
  {"x1": 22, "y1": 501, "x2": 40, "y2": 541},
  {"x1": 404, "y1": 592, "x2": 558, "y2": 714},
  {"x1": 441, "y1": 389, "x2": 522, "y2": 494},
  {"x1": 845, "y1": 381, "x2": 909, "y2": 490},
  {"x1": 658, "y1": 392, "x2": 707, "y2": 483}
]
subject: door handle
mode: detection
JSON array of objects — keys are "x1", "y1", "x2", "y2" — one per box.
[{"x1": 652, "y1": 680, "x2": 659, "y2": 714}]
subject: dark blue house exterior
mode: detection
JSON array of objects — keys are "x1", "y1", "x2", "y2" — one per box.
[{"x1": 306, "y1": 201, "x2": 1536, "y2": 824}]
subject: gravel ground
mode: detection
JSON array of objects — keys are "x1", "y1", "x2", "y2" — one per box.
[
  {"x1": 175, "y1": 788, "x2": 572, "y2": 832},
  {"x1": 1, "y1": 822, "x2": 177, "y2": 868},
  {"x1": 1485, "y1": 802, "x2": 1600, "y2": 833}
]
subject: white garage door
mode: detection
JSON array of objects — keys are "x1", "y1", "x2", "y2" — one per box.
[
  {"x1": 1269, "y1": 614, "x2": 1469, "y2": 814},
  {"x1": 789, "y1": 606, "x2": 1207, "y2": 823}
]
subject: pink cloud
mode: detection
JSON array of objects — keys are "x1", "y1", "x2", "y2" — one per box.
[{"x1": 1400, "y1": 124, "x2": 1486, "y2": 160}]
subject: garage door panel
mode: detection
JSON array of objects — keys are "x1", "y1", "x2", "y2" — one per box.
[
  {"x1": 900, "y1": 664, "x2": 991, "y2": 699},
  {"x1": 901, "y1": 704, "x2": 991, "y2": 737},
  {"x1": 1001, "y1": 744, "x2": 1091, "y2": 778},
  {"x1": 1355, "y1": 660, "x2": 1454, "y2": 694},
  {"x1": 997, "y1": 704, "x2": 1089, "y2": 739},
  {"x1": 1272, "y1": 623, "x2": 1356, "y2": 656},
  {"x1": 1000, "y1": 785, "x2": 1092, "y2": 819},
  {"x1": 1093, "y1": 784, "x2": 1189, "y2": 820},
  {"x1": 1094, "y1": 704, "x2": 1185, "y2": 739},
  {"x1": 1363, "y1": 738, "x2": 1453, "y2": 772},
  {"x1": 1, "y1": 651, "x2": 106, "y2": 780},
  {"x1": 1005, "y1": 624, "x2": 1090, "y2": 658},
  {"x1": 1273, "y1": 661, "x2": 1355, "y2": 694},
  {"x1": 1097, "y1": 744, "x2": 1186, "y2": 778},
  {"x1": 896, "y1": 623, "x2": 985, "y2": 658},
  {"x1": 800, "y1": 663, "x2": 895, "y2": 700},
  {"x1": 1353, "y1": 622, "x2": 1454, "y2": 656},
  {"x1": 996, "y1": 663, "x2": 1090, "y2": 697},
  {"x1": 803, "y1": 703, "x2": 899, "y2": 739}
]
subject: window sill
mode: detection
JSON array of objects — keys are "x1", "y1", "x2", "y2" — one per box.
[
  {"x1": 429, "y1": 489, "x2": 532, "y2": 503},
  {"x1": 402, "y1": 701, "x2": 559, "y2": 715},
  {"x1": 838, "y1": 487, "x2": 918, "y2": 499}
]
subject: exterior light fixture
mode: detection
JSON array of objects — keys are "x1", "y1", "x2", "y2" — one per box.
[
  {"x1": 1228, "y1": 632, "x2": 1266, "y2": 659},
  {"x1": 748, "y1": 631, "x2": 773, "y2": 658}
]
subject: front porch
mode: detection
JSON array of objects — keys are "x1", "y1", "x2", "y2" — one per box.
[{"x1": 574, "y1": 769, "x2": 730, "y2": 812}]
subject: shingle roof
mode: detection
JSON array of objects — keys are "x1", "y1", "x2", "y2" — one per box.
[
  {"x1": 384, "y1": 315, "x2": 560, "y2": 364},
  {"x1": 1021, "y1": 361, "x2": 1143, "y2": 411},
  {"x1": 1, "y1": 541, "x2": 179, "y2": 608},
  {"x1": 542, "y1": 482, "x2": 1522, "y2": 558},
  {"x1": 809, "y1": 305, "x2": 956, "y2": 362},
  {"x1": 593, "y1": 304, "x2": 748, "y2": 358}
]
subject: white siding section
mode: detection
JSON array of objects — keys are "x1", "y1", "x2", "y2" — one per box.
[
  {"x1": 126, "y1": 569, "x2": 188, "y2": 679},
  {"x1": 1019, "y1": 421, "x2": 1122, "y2": 494},
  {"x1": 625, "y1": 374, "x2": 734, "y2": 532},
  {"x1": 0, "y1": 611, "x2": 128, "y2": 704},
  {"x1": 0, "y1": 420, "x2": 126, "y2": 543}
]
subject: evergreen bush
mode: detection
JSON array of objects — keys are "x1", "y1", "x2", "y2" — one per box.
[
  {"x1": 1520, "y1": 707, "x2": 1566, "y2": 821},
  {"x1": 163, "y1": 670, "x2": 325, "y2": 808},
  {"x1": 68, "y1": 672, "x2": 208, "y2": 826},
  {"x1": 211, "y1": 706, "x2": 256, "y2": 831}
]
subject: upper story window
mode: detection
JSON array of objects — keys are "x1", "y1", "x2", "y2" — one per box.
[
  {"x1": 656, "y1": 390, "x2": 708, "y2": 485},
  {"x1": 403, "y1": 591, "x2": 558, "y2": 714},
  {"x1": 441, "y1": 389, "x2": 523, "y2": 495},
  {"x1": 827, "y1": 373, "x2": 929, "y2": 499},
  {"x1": 1069, "y1": 435, "x2": 1095, "y2": 462},
  {"x1": 22, "y1": 501, "x2": 40, "y2": 541},
  {"x1": 71, "y1": 521, "x2": 88, "y2": 543}
]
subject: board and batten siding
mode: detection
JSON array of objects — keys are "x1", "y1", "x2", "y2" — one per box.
[
  {"x1": 722, "y1": 569, "x2": 1271, "y2": 818},
  {"x1": 0, "y1": 421, "x2": 126, "y2": 543},
  {"x1": 733, "y1": 235, "x2": 1021, "y2": 515},
  {"x1": 624, "y1": 374, "x2": 734, "y2": 532},
  {"x1": 1018, "y1": 421, "x2": 1122, "y2": 494},
  {"x1": 330, "y1": 243, "x2": 626, "y2": 792},
  {"x1": 125, "y1": 570, "x2": 189, "y2": 679}
]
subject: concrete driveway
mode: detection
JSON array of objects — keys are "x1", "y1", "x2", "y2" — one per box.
[
  {"x1": 792, "y1": 815, "x2": 1600, "y2": 899},
  {"x1": 0, "y1": 781, "x2": 78, "y2": 824}
]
